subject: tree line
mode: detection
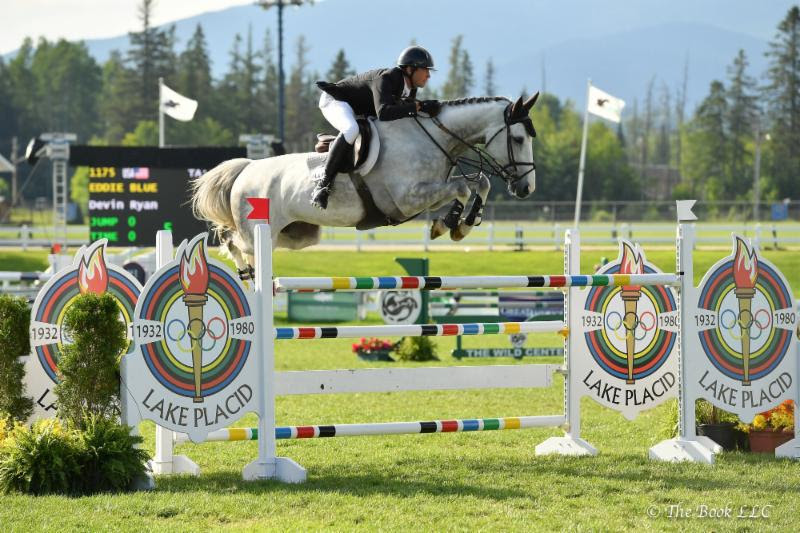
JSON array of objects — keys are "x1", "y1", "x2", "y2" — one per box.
[{"x1": 1, "y1": 2, "x2": 798, "y2": 210}]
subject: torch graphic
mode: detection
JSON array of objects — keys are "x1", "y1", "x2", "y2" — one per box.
[
  {"x1": 180, "y1": 238, "x2": 210, "y2": 402},
  {"x1": 620, "y1": 242, "x2": 644, "y2": 384},
  {"x1": 732, "y1": 237, "x2": 758, "y2": 386},
  {"x1": 78, "y1": 245, "x2": 109, "y2": 295}
]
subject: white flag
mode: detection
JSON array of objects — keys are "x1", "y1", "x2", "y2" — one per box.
[
  {"x1": 160, "y1": 83, "x2": 198, "y2": 122},
  {"x1": 587, "y1": 85, "x2": 625, "y2": 123}
]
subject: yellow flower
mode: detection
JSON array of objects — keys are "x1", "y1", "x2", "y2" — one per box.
[{"x1": 752, "y1": 414, "x2": 768, "y2": 430}]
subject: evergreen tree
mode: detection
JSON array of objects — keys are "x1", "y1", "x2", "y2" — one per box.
[
  {"x1": 683, "y1": 80, "x2": 728, "y2": 199},
  {"x1": 726, "y1": 49, "x2": 757, "y2": 193},
  {"x1": 285, "y1": 36, "x2": 315, "y2": 151},
  {"x1": 674, "y1": 54, "x2": 689, "y2": 170},
  {"x1": 326, "y1": 49, "x2": 355, "y2": 82},
  {"x1": 442, "y1": 35, "x2": 468, "y2": 99},
  {"x1": 2, "y1": 39, "x2": 38, "y2": 148},
  {"x1": 641, "y1": 77, "x2": 655, "y2": 173},
  {"x1": 216, "y1": 34, "x2": 245, "y2": 135},
  {"x1": 260, "y1": 28, "x2": 280, "y2": 136},
  {"x1": 0, "y1": 58, "x2": 16, "y2": 156},
  {"x1": 655, "y1": 84, "x2": 671, "y2": 165},
  {"x1": 98, "y1": 51, "x2": 135, "y2": 142},
  {"x1": 460, "y1": 50, "x2": 474, "y2": 96},
  {"x1": 764, "y1": 6, "x2": 800, "y2": 198},
  {"x1": 176, "y1": 25, "x2": 213, "y2": 104},
  {"x1": 238, "y1": 26, "x2": 264, "y2": 134},
  {"x1": 170, "y1": 24, "x2": 215, "y2": 145},
  {"x1": 484, "y1": 58, "x2": 496, "y2": 96},
  {"x1": 28, "y1": 40, "x2": 102, "y2": 142},
  {"x1": 125, "y1": 0, "x2": 177, "y2": 125}
]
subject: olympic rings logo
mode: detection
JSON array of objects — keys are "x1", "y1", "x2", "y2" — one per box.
[
  {"x1": 605, "y1": 310, "x2": 657, "y2": 341},
  {"x1": 719, "y1": 308, "x2": 772, "y2": 340},
  {"x1": 166, "y1": 317, "x2": 228, "y2": 353}
]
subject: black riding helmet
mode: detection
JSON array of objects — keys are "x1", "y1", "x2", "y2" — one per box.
[{"x1": 397, "y1": 46, "x2": 435, "y2": 70}]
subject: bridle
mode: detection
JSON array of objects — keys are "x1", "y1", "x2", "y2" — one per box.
[{"x1": 412, "y1": 102, "x2": 536, "y2": 186}]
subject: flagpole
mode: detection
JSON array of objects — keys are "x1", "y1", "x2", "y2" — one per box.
[
  {"x1": 573, "y1": 78, "x2": 591, "y2": 228},
  {"x1": 158, "y1": 77, "x2": 165, "y2": 148}
]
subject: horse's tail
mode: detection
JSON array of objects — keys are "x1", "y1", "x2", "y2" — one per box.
[{"x1": 190, "y1": 158, "x2": 251, "y2": 236}]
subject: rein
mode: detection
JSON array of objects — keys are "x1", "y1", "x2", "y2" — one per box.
[{"x1": 411, "y1": 105, "x2": 535, "y2": 185}]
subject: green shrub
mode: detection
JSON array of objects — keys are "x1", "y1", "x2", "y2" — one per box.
[
  {"x1": 0, "y1": 295, "x2": 34, "y2": 423},
  {"x1": 660, "y1": 399, "x2": 679, "y2": 439},
  {"x1": 54, "y1": 293, "x2": 127, "y2": 428},
  {"x1": 696, "y1": 399, "x2": 739, "y2": 425},
  {"x1": 75, "y1": 414, "x2": 150, "y2": 494},
  {"x1": 393, "y1": 336, "x2": 439, "y2": 361},
  {"x1": 0, "y1": 416, "x2": 150, "y2": 495},
  {"x1": 0, "y1": 419, "x2": 81, "y2": 495},
  {"x1": 589, "y1": 209, "x2": 613, "y2": 222}
]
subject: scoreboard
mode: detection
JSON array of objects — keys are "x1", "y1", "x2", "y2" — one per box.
[{"x1": 88, "y1": 166, "x2": 211, "y2": 246}]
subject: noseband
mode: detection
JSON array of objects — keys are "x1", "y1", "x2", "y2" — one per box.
[{"x1": 413, "y1": 103, "x2": 536, "y2": 187}]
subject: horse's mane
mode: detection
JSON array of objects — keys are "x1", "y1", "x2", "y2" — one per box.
[{"x1": 440, "y1": 96, "x2": 510, "y2": 107}]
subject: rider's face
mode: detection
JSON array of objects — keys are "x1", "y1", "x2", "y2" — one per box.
[{"x1": 410, "y1": 67, "x2": 431, "y2": 88}]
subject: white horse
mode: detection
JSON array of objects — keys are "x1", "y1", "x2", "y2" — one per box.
[{"x1": 191, "y1": 93, "x2": 539, "y2": 276}]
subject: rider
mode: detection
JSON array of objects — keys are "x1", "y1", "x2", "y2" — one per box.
[{"x1": 311, "y1": 45, "x2": 441, "y2": 209}]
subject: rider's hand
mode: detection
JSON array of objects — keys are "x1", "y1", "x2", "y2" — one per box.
[
  {"x1": 415, "y1": 101, "x2": 421, "y2": 112},
  {"x1": 419, "y1": 100, "x2": 441, "y2": 117}
]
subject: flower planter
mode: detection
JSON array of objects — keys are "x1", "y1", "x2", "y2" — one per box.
[
  {"x1": 697, "y1": 422, "x2": 741, "y2": 451},
  {"x1": 748, "y1": 430, "x2": 794, "y2": 454},
  {"x1": 356, "y1": 349, "x2": 394, "y2": 362}
]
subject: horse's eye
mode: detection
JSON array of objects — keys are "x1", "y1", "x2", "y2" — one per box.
[{"x1": 513, "y1": 136, "x2": 524, "y2": 144}]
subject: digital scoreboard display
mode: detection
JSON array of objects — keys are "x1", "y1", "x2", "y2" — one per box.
[{"x1": 88, "y1": 166, "x2": 212, "y2": 246}]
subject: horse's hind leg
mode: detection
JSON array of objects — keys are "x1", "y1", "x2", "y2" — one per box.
[
  {"x1": 218, "y1": 230, "x2": 254, "y2": 280},
  {"x1": 451, "y1": 174, "x2": 491, "y2": 241}
]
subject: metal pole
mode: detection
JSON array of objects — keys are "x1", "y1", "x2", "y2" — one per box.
[
  {"x1": 574, "y1": 79, "x2": 591, "y2": 228},
  {"x1": 277, "y1": 1, "x2": 285, "y2": 143}
]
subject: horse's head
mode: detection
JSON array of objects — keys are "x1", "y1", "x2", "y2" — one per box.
[{"x1": 484, "y1": 93, "x2": 538, "y2": 199}]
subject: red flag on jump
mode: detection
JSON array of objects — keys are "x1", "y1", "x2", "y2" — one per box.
[{"x1": 246, "y1": 198, "x2": 270, "y2": 221}]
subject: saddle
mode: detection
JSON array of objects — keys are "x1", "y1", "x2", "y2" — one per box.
[{"x1": 314, "y1": 118, "x2": 372, "y2": 173}]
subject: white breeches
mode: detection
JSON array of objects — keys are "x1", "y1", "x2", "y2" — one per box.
[{"x1": 319, "y1": 92, "x2": 359, "y2": 144}]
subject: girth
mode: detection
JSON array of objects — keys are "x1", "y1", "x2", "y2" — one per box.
[{"x1": 348, "y1": 172, "x2": 420, "y2": 231}]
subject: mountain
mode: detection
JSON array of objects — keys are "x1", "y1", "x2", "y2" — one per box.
[
  {"x1": 500, "y1": 22, "x2": 769, "y2": 109},
  {"x1": 4, "y1": 0, "x2": 790, "y2": 110}
]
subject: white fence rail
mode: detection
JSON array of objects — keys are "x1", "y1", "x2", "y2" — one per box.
[
  {"x1": 319, "y1": 221, "x2": 800, "y2": 250},
  {"x1": 2, "y1": 222, "x2": 800, "y2": 251}
]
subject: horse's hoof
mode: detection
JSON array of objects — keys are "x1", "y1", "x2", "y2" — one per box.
[
  {"x1": 450, "y1": 227, "x2": 467, "y2": 241},
  {"x1": 430, "y1": 220, "x2": 446, "y2": 240}
]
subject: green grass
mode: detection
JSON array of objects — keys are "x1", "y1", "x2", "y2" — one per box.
[{"x1": 1, "y1": 247, "x2": 799, "y2": 531}]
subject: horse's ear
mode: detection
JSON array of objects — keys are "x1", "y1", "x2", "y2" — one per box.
[
  {"x1": 523, "y1": 91, "x2": 540, "y2": 111},
  {"x1": 510, "y1": 96, "x2": 524, "y2": 118}
]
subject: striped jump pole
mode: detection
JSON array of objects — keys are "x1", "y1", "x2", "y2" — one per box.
[
  {"x1": 275, "y1": 320, "x2": 567, "y2": 340},
  {"x1": 175, "y1": 415, "x2": 566, "y2": 443},
  {"x1": 273, "y1": 273, "x2": 681, "y2": 292}
]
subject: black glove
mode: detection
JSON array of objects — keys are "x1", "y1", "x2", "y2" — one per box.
[{"x1": 419, "y1": 99, "x2": 441, "y2": 117}]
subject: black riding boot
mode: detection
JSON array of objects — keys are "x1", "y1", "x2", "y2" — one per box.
[{"x1": 311, "y1": 134, "x2": 351, "y2": 209}]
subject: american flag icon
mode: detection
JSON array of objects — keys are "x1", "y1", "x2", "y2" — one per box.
[{"x1": 122, "y1": 167, "x2": 150, "y2": 179}]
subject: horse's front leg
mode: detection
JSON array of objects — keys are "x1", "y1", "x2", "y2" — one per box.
[
  {"x1": 426, "y1": 179, "x2": 472, "y2": 240},
  {"x1": 397, "y1": 179, "x2": 471, "y2": 240},
  {"x1": 451, "y1": 174, "x2": 491, "y2": 241}
]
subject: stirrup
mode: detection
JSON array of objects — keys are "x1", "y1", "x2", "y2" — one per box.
[{"x1": 238, "y1": 266, "x2": 255, "y2": 281}]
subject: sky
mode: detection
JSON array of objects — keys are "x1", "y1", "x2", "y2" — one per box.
[{"x1": 2, "y1": 0, "x2": 254, "y2": 54}]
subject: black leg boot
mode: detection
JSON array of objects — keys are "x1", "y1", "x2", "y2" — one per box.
[{"x1": 311, "y1": 134, "x2": 351, "y2": 209}]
